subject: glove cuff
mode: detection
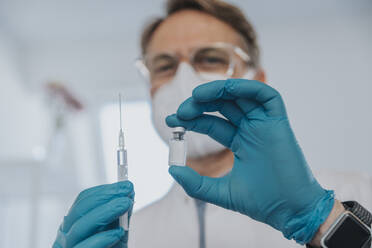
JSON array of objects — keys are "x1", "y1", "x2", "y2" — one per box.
[{"x1": 283, "y1": 190, "x2": 335, "y2": 245}]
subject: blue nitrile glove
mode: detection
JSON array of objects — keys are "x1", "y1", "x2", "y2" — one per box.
[
  {"x1": 53, "y1": 181, "x2": 134, "y2": 248},
  {"x1": 166, "y1": 79, "x2": 334, "y2": 245}
]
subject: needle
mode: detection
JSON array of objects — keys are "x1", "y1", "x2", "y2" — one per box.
[
  {"x1": 118, "y1": 93, "x2": 125, "y2": 148},
  {"x1": 119, "y1": 93, "x2": 123, "y2": 131}
]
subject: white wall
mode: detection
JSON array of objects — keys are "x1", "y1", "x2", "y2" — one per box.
[
  {"x1": 0, "y1": 29, "x2": 49, "y2": 160},
  {"x1": 256, "y1": 13, "x2": 372, "y2": 174},
  {"x1": 0, "y1": 29, "x2": 46, "y2": 248},
  {"x1": 0, "y1": 29, "x2": 107, "y2": 248}
]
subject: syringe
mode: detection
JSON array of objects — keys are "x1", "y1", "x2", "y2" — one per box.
[{"x1": 117, "y1": 93, "x2": 129, "y2": 230}]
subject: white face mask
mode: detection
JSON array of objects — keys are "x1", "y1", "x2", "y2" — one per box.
[{"x1": 151, "y1": 62, "x2": 255, "y2": 159}]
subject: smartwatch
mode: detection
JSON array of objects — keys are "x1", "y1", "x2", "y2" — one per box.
[{"x1": 306, "y1": 201, "x2": 372, "y2": 248}]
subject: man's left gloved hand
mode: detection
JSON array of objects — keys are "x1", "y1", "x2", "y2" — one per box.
[{"x1": 166, "y1": 79, "x2": 334, "y2": 245}]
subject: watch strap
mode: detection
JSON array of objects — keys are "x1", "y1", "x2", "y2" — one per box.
[{"x1": 342, "y1": 201, "x2": 372, "y2": 227}]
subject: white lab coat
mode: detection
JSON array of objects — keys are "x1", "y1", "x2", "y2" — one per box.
[{"x1": 129, "y1": 169, "x2": 372, "y2": 247}]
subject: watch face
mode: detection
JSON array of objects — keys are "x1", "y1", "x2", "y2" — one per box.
[{"x1": 323, "y1": 213, "x2": 371, "y2": 248}]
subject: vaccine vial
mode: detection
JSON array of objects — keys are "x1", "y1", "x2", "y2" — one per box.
[{"x1": 169, "y1": 127, "x2": 187, "y2": 166}]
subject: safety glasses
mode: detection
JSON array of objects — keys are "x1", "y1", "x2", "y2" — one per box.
[{"x1": 135, "y1": 42, "x2": 252, "y2": 85}]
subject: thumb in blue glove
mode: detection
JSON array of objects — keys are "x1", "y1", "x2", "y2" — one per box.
[{"x1": 166, "y1": 79, "x2": 334, "y2": 245}]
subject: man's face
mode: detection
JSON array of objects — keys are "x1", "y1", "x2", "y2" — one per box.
[{"x1": 146, "y1": 10, "x2": 264, "y2": 96}]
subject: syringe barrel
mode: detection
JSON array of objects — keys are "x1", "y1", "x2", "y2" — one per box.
[
  {"x1": 117, "y1": 148, "x2": 129, "y2": 230},
  {"x1": 117, "y1": 148, "x2": 128, "y2": 181},
  {"x1": 120, "y1": 213, "x2": 129, "y2": 231}
]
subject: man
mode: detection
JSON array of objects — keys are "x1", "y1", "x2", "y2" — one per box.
[{"x1": 53, "y1": 0, "x2": 372, "y2": 247}]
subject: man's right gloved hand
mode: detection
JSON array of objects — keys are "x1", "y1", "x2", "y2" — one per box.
[
  {"x1": 53, "y1": 181, "x2": 134, "y2": 248},
  {"x1": 166, "y1": 79, "x2": 334, "y2": 245}
]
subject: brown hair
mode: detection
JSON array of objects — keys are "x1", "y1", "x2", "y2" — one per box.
[{"x1": 140, "y1": 0, "x2": 260, "y2": 67}]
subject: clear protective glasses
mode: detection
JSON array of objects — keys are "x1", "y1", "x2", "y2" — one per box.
[{"x1": 135, "y1": 42, "x2": 253, "y2": 85}]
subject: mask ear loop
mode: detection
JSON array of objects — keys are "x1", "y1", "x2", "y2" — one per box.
[
  {"x1": 222, "y1": 46, "x2": 236, "y2": 78},
  {"x1": 134, "y1": 58, "x2": 155, "y2": 94},
  {"x1": 226, "y1": 60, "x2": 235, "y2": 78}
]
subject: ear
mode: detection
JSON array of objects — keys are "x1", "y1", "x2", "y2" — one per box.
[{"x1": 254, "y1": 69, "x2": 267, "y2": 84}]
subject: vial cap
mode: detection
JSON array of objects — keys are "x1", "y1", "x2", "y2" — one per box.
[{"x1": 173, "y1": 127, "x2": 185, "y2": 133}]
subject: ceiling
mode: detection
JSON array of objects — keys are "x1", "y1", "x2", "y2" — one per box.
[
  {"x1": 0, "y1": 0, "x2": 371, "y2": 102},
  {"x1": 0, "y1": 0, "x2": 370, "y2": 44}
]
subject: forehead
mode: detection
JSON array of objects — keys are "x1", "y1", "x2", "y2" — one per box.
[{"x1": 147, "y1": 9, "x2": 243, "y2": 55}]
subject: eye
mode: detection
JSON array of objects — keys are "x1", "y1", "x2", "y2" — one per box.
[
  {"x1": 193, "y1": 48, "x2": 231, "y2": 74},
  {"x1": 200, "y1": 56, "x2": 228, "y2": 65},
  {"x1": 194, "y1": 48, "x2": 230, "y2": 70},
  {"x1": 154, "y1": 63, "x2": 176, "y2": 73},
  {"x1": 149, "y1": 55, "x2": 178, "y2": 77}
]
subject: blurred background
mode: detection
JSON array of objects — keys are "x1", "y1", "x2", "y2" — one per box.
[{"x1": 0, "y1": 0, "x2": 371, "y2": 247}]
